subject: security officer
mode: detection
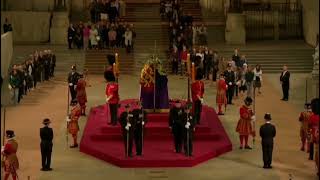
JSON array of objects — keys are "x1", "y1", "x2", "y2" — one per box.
[
  {"x1": 260, "y1": 113, "x2": 276, "y2": 169},
  {"x1": 132, "y1": 101, "x2": 147, "y2": 156},
  {"x1": 182, "y1": 103, "x2": 195, "y2": 157},
  {"x1": 169, "y1": 100, "x2": 184, "y2": 153},
  {"x1": 67, "y1": 65, "x2": 80, "y2": 105},
  {"x1": 40, "y1": 118, "x2": 53, "y2": 171},
  {"x1": 119, "y1": 104, "x2": 135, "y2": 157}
]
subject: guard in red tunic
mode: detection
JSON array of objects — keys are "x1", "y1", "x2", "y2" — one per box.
[
  {"x1": 216, "y1": 73, "x2": 227, "y2": 115},
  {"x1": 309, "y1": 98, "x2": 319, "y2": 175},
  {"x1": 2, "y1": 130, "x2": 19, "y2": 180},
  {"x1": 68, "y1": 103, "x2": 81, "y2": 148},
  {"x1": 236, "y1": 97, "x2": 255, "y2": 149},
  {"x1": 105, "y1": 70, "x2": 119, "y2": 126},
  {"x1": 298, "y1": 103, "x2": 312, "y2": 152},
  {"x1": 76, "y1": 74, "x2": 87, "y2": 116},
  {"x1": 191, "y1": 71, "x2": 204, "y2": 124}
]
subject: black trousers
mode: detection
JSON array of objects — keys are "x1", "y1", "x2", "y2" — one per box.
[
  {"x1": 194, "y1": 100, "x2": 202, "y2": 124},
  {"x1": 41, "y1": 142, "x2": 52, "y2": 169},
  {"x1": 262, "y1": 143, "x2": 273, "y2": 167},
  {"x1": 134, "y1": 127, "x2": 143, "y2": 155},
  {"x1": 226, "y1": 85, "x2": 234, "y2": 104},
  {"x1": 234, "y1": 85, "x2": 239, "y2": 97},
  {"x1": 309, "y1": 142, "x2": 314, "y2": 160},
  {"x1": 69, "y1": 86, "x2": 77, "y2": 103},
  {"x1": 282, "y1": 84, "x2": 289, "y2": 100},
  {"x1": 172, "y1": 126, "x2": 183, "y2": 153},
  {"x1": 212, "y1": 68, "x2": 217, "y2": 81},
  {"x1": 183, "y1": 129, "x2": 193, "y2": 156},
  {"x1": 109, "y1": 103, "x2": 118, "y2": 125},
  {"x1": 68, "y1": 39, "x2": 73, "y2": 49},
  {"x1": 172, "y1": 61, "x2": 178, "y2": 74},
  {"x1": 33, "y1": 74, "x2": 37, "y2": 88},
  {"x1": 123, "y1": 131, "x2": 133, "y2": 156}
]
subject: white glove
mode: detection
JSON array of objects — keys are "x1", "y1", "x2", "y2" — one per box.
[
  {"x1": 8, "y1": 84, "x2": 12, "y2": 90},
  {"x1": 66, "y1": 116, "x2": 71, "y2": 122},
  {"x1": 186, "y1": 122, "x2": 191, "y2": 126},
  {"x1": 69, "y1": 83, "x2": 73, "y2": 86},
  {"x1": 127, "y1": 123, "x2": 131, "y2": 127},
  {"x1": 251, "y1": 115, "x2": 256, "y2": 122},
  {"x1": 228, "y1": 82, "x2": 232, "y2": 85},
  {"x1": 125, "y1": 125, "x2": 130, "y2": 130},
  {"x1": 200, "y1": 98, "x2": 204, "y2": 104},
  {"x1": 142, "y1": 121, "x2": 145, "y2": 126},
  {"x1": 185, "y1": 124, "x2": 190, "y2": 129}
]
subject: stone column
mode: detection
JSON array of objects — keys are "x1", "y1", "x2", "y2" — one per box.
[
  {"x1": 225, "y1": 13, "x2": 246, "y2": 44},
  {"x1": 311, "y1": 43, "x2": 319, "y2": 98},
  {"x1": 273, "y1": 11, "x2": 279, "y2": 40}
]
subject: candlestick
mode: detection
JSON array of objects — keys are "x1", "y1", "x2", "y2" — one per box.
[
  {"x1": 187, "y1": 53, "x2": 191, "y2": 75},
  {"x1": 191, "y1": 62, "x2": 195, "y2": 82},
  {"x1": 115, "y1": 53, "x2": 119, "y2": 73},
  {"x1": 113, "y1": 63, "x2": 117, "y2": 77}
]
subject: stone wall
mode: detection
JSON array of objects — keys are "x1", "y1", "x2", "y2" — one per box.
[
  {"x1": 5, "y1": 0, "x2": 54, "y2": 11},
  {"x1": 1, "y1": 11, "x2": 51, "y2": 43},
  {"x1": 301, "y1": 0, "x2": 319, "y2": 47},
  {"x1": 1, "y1": 32, "x2": 13, "y2": 78}
]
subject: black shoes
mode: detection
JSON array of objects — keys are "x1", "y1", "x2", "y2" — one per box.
[
  {"x1": 218, "y1": 112, "x2": 224, "y2": 116},
  {"x1": 41, "y1": 167, "x2": 53, "y2": 171},
  {"x1": 263, "y1": 165, "x2": 272, "y2": 169},
  {"x1": 70, "y1": 144, "x2": 78, "y2": 148},
  {"x1": 244, "y1": 146, "x2": 252, "y2": 150}
]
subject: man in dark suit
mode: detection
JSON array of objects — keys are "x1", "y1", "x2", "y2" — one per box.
[
  {"x1": 40, "y1": 118, "x2": 53, "y2": 171},
  {"x1": 260, "y1": 113, "x2": 276, "y2": 169},
  {"x1": 224, "y1": 64, "x2": 236, "y2": 104},
  {"x1": 119, "y1": 104, "x2": 135, "y2": 157},
  {"x1": 67, "y1": 65, "x2": 80, "y2": 105},
  {"x1": 280, "y1": 65, "x2": 290, "y2": 101},
  {"x1": 132, "y1": 101, "x2": 147, "y2": 156},
  {"x1": 182, "y1": 103, "x2": 195, "y2": 157},
  {"x1": 169, "y1": 101, "x2": 184, "y2": 153}
]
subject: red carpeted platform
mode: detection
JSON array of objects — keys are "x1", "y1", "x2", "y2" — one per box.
[{"x1": 80, "y1": 99, "x2": 232, "y2": 167}]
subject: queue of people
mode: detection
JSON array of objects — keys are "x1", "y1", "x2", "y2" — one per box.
[
  {"x1": 68, "y1": 20, "x2": 136, "y2": 53},
  {"x1": 8, "y1": 50, "x2": 56, "y2": 105}
]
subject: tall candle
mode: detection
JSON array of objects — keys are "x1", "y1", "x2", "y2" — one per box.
[
  {"x1": 191, "y1": 62, "x2": 195, "y2": 82},
  {"x1": 113, "y1": 63, "x2": 117, "y2": 77},
  {"x1": 115, "y1": 53, "x2": 119, "y2": 73},
  {"x1": 187, "y1": 53, "x2": 191, "y2": 75}
]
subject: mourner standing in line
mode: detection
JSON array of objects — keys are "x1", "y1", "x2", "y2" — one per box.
[
  {"x1": 236, "y1": 97, "x2": 255, "y2": 149},
  {"x1": 2, "y1": 130, "x2": 19, "y2": 180},
  {"x1": 169, "y1": 100, "x2": 184, "y2": 153},
  {"x1": 119, "y1": 104, "x2": 134, "y2": 157},
  {"x1": 132, "y1": 101, "x2": 147, "y2": 156},
  {"x1": 67, "y1": 103, "x2": 82, "y2": 148},
  {"x1": 105, "y1": 70, "x2": 119, "y2": 125},
  {"x1": 260, "y1": 113, "x2": 276, "y2": 169},
  {"x1": 280, "y1": 65, "x2": 290, "y2": 101},
  {"x1": 40, "y1": 118, "x2": 53, "y2": 171},
  {"x1": 67, "y1": 65, "x2": 80, "y2": 105},
  {"x1": 182, "y1": 103, "x2": 195, "y2": 157},
  {"x1": 191, "y1": 71, "x2": 204, "y2": 125}
]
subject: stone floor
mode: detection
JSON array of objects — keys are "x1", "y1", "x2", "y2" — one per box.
[{"x1": 1, "y1": 71, "x2": 318, "y2": 180}]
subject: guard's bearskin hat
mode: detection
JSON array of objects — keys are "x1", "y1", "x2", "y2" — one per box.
[
  {"x1": 244, "y1": 97, "x2": 253, "y2": 105},
  {"x1": 6, "y1": 130, "x2": 15, "y2": 138},
  {"x1": 311, "y1": 98, "x2": 319, "y2": 115},
  {"x1": 104, "y1": 70, "x2": 115, "y2": 82},
  {"x1": 195, "y1": 69, "x2": 203, "y2": 80}
]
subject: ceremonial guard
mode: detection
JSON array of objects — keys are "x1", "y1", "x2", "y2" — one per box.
[
  {"x1": 216, "y1": 73, "x2": 228, "y2": 115},
  {"x1": 182, "y1": 103, "x2": 195, "y2": 156},
  {"x1": 224, "y1": 64, "x2": 236, "y2": 104},
  {"x1": 169, "y1": 101, "x2": 184, "y2": 153},
  {"x1": 40, "y1": 118, "x2": 53, "y2": 171},
  {"x1": 67, "y1": 65, "x2": 80, "y2": 105},
  {"x1": 105, "y1": 70, "x2": 119, "y2": 125},
  {"x1": 132, "y1": 101, "x2": 147, "y2": 156},
  {"x1": 76, "y1": 74, "x2": 87, "y2": 116},
  {"x1": 260, "y1": 113, "x2": 276, "y2": 169},
  {"x1": 2, "y1": 130, "x2": 19, "y2": 180},
  {"x1": 309, "y1": 98, "x2": 319, "y2": 175},
  {"x1": 191, "y1": 71, "x2": 204, "y2": 124},
  {"x1": 298, "y1": 103, "x2": 312, "y2": 152},
  {"x1": 236, "y1": 97, "x2": 256, "y2": 149},
  {"x1": 67, "y1": 103, "x2": 82, "y2": 148},
  {"x1": 119, "y1": 104, "x2": 134, "y2": 157},
  {"x1": 49, "y1": 50, "x2": 56, "y2": 77}
]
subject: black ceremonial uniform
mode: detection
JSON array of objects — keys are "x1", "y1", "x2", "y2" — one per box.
[
  {"x1": 182, "y1": 111, "x2": 195, "y2": 156},
  {"x1": 169, "y1": 106, "x2": 184, "y2": 153},
  {"x1": 40, "y1": 126, "x2": 53, "y2": 170},
  {"x1": 44, "y1": 56, "x2": 50, "y2": 81},
  {"x1": 119, "y1": 111, "x2": 135, "y2": 157},
  {"x1": 50, "y1": 54, "x2": 56, "y2": 77},
  {"x1": 67, "y1": 71, "x2": 80, "y2": 104},
  {"x1": 224, "y1": 69, "x2": 236, "y2": 104},
  {"x1": 132, "y1": 108, "x2": 147, "y2": 156},
  {"x1": 260, "y1": 122, "x2": 276, "y2": 168}
]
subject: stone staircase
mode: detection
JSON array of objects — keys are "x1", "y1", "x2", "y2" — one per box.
[{"x1": 208, "y1": 40, "x2": 314, "y2": 73}]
